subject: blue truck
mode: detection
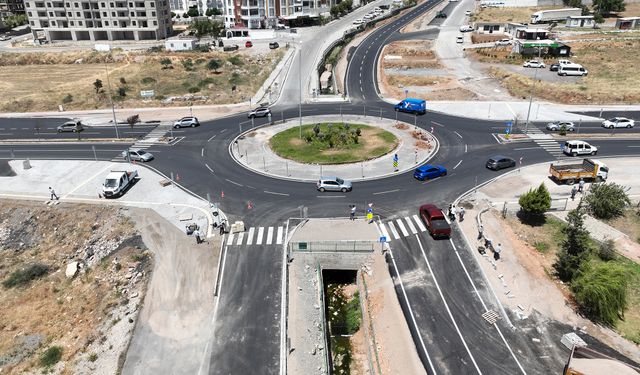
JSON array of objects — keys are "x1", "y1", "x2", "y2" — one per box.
[{"x1": 394, "y1": 98, "x2": 426, "y2": 115}]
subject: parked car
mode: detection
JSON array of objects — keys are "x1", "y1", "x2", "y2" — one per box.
[
  {"x1": 563, "y1": 140, "x2": 597, "y2": 156},
  {"x1": 353, "y1": 18, "x2": 364, "y2": 25},
  {"x1": 486, "y1": 155, "x2": 516, "y2": 170},
  {"x1": 173, "y1": 117, "x2": 200, "y2": 128},
  {"x1": 413, "y1": 164, "x2": 447, "y2": 181},
  {"x1": 459, "y1": 25, "x2": 474, "y2": 32},
  {"x1": 494, "y1": 39, "x2": 511, "y2": 46},
  {"x1": 269, "y1": 42, "x2": 279, "y2": 49},
  {"x1": 223, "y1": 44, "x2": 239, "y2": 51},
  {"x1": 523, "y1": 60, "x2": 545, "y2": 68},
  {"x1": 245, "y1": 40, "x2": 253, "y2": 48},
  {"x1": 465, "y1": 10, "x2": 472, "y2": 16},
  {"x1": 436, "y1": 11, "x2": 447, "y2": 18},
  {"x1": 317, "y1": 177, "x2": 352, "y2": 192},
  {"x1": 248, "y1": 106, "x2": 271, "y2": 119},
  {"x1": 456, "y1": 36, "x2": 464, "y2": 44},
  {"x1": 0, "y1": 35, "x2": 10, "y2": 41},
  {"x1": 121, "y1": 149, "x2": 154, "y2": 162},
  {"x1": 602, "y1": 117, "x2": 635, "y2": 129},
  {"x1": 545, "y1": 121, "x2": 575, "y2": 132},
  {"x1": 419, "y1": 204, "x2": 451, "y2": 239},
  {"x1": 557, "y1": 63, "x2": 588, "y2": 76},
  {"x1": 57, "y1": 120, "x2": 84, "y2": 133},
  {"x1": 549, "y1": 63, "x2": 560, "y2": 71}
]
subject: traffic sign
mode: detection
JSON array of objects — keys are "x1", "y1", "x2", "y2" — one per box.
[
  {"x1": 393, "y1": 154, "x2": 399, "y2": 162},
  {"x1": 379, "y1": 236, "x2": 387, "y2": 243}
]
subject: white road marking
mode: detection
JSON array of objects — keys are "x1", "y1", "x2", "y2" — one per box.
[
  {"x1": 276, "y1": 226, "x2": 284, "y2": 244},
  {"x1": 373, "y1": 189, "x2": 400, "y2": 195},
  {"x1": 395, "y1": 219, "x2": 409, "y2": 237},
  {"x1": 266, "y1": 227, "x2": 274, "y2": 245},
  {"x1": 256, "y1": 227, "x2": 265, "y2": 245},
  {"x1": 236, "y1": 232, "x2": 245, "y2": 245},
  {"x1": 387, "y1": 221, "x2": 400, "y2": 239},
  {"x1": 413, "y1": 215, "x2": 426, "y2": 232},
  {"x1": 317, "y1": 195, "x2": 345, "y2": 198},
  {"x1": 454, "y1": 131, "x2": 463, "y2": 138},
  {"x1": 201, "y1": 148, "x2": 204, "y2": 157},
  {"x1": 225, "y1": 178, "x2": 243, "y2": 187},
  {"x1": 379, "y1": 223, "x2": 391, "y2": 240},
  {"x1": 464, "y1": 144, "x2": 468, "y2": 153},
  {"x1": 246, "y1": 227, "x2": 255, "y2": 245},
  {"x1": 264, "y1": 190, "x2": 289, "y2": 196},
  {"x1": 404, "y1": 217, "x2": 417, "y2": 234},
  {"x1": 227, "y1": 232, "x2": 235, "y2": 244},
  {"x1": 416, "y1": 236, "x2": 483, "y2": 374},
  {"x1": 453, "y1": 160, "x2": 462, "y2": 170},
  {"x1": 207, "y1": 134, "x2": 217, "y2": 142},
  {"x1": 205, "y1": 164, "x2": 214, "y2": 174},
  {"x1": 63, "y1": 163, "x2": 113, "y2": 198},
  {"x1": 513, "y1": 147, "x2": 541, "y2": 151}
]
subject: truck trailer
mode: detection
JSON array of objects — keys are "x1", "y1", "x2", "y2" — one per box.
[
  {"x1": 549, "y1": 158, "x2": 608, "y2": 185},
  {"x1": 531, "y1": 8, "x2": 582, "y2": 24}
]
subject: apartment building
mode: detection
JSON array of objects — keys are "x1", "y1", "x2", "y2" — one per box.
[
  {"x1": 24, "y1": 0, "x2": 172, "y2": 41},
  {"x1": 222, "y1": 0, "x2": 333, "y2": 29},
  {"x1": 0, "y1": 0, "x2": 26, "y2": 14}
]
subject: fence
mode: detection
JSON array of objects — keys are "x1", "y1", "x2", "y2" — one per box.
[
  {"x1": 498, "y1": 197, "x2": 569, "y2": 217},
  {"x1": 289, "y1": 240, "x2": 375, "y2": 252}
]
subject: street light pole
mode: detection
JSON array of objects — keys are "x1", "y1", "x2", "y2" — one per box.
[
  {"x1": 104, "y1": 58, "x2": 120, "y2": 139},
  {"x1": 524, "y1": 47, "x2": 542, "y2": 134},
  {"x1": 298, "y1": 42, "x2": 302, "y2": 138}
]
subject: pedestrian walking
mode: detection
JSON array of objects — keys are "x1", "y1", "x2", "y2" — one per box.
[
  {"x1": 350, "y1": 205, "x2": 356, "y2": 220},
  {"x1": 458, "y1": 207, "x2": 465, "y2": 222},
  {"x1": 49, "y1": 187, "x2": 59, "y2": 200},
  {"x1": 578, "y1": 179, "x2": 585, "y2": 193},
  {"x1": 193, "y1": 228, "x2": 202, "y2": 244},
  {"x1": 494, "y1": 243, "x2": 502, "y2": 261},
  {"x1": 484, "y1": 237, "x2": 492, "y2": 250},
  {"x1": 571, "y1": 185, "x2": 577, "y2": 200},
  {"x1": 477, "y1": 224, "x2": 484, "y2": 240},
  {"x1": 219, "y1": 221, "x2": 226, "y2": 235},
  {"x1": 448, "y1": 204, "x2": 456, "y2": 221}
]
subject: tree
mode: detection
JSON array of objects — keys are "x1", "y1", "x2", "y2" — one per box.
[
  {"x1": 119, "y1": 77, "x2": 127, "y2": 85},
  {"x1": 518, "y1": 183, "x2": 551, "y2": 219},
  {"x1": 553, "y1": 206, "x2": 593, "y2": 282},
  {"x1": 93, "y1": 79, "x2": 103, "y2": 93},
  {"x1": 592, "y1": 0, "x2": 625, "y2": 15},
  {"x1": 572, "y1": 261, "x2": 629, "y2": 326},
  {"x1": 205, "y1": 8, "x2": 221, "y2": 16},
  {"x1": 3, "y1": 14, "x2": 28, "y2": 28},
  {"x1": 187, "y1": 6, "x2": 200, "y2": 17},
  {"x1": 598, "y1": 238, "x2": 617, "y2": 261},
  {"x1": 189, "y1": 19, "x2": 223, "y2": 38},
  {"x1": 584, "y1": 182, "x2": 630, "y2": 220},
  {"x1": 126, "y1": 115, "x2": 140, "y2": 129},
  {"x1": 330, "y1": 4, "x2": 341, "y2": 18},
  {"x1": 160, "y1": 58, "x2": 173, "y2": 69},
  {"x1": 183, "y1": 13, "x2": 190, "y2": 18},
  {"x1": 207, "y1": 58, "x2": 221, "y2": 72},
  {"x1": 117, "y1": 86, "x2": 126, "y2": 97}
]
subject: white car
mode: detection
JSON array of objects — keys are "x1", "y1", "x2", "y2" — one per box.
[
  {"x1": 494, "y1": 39, "x2": 511, "y2": 46},
  {"x1": 122, "y1": 149, "x2": 154, "y2": 162},
  {"x1": 602, "y1": 117, "x2": 635, "y2": 129},
  {"x1": 353, "y1": 18, "x2": 364, "y2": 25},
  {"x1": 465, "y1": 10, "x2": 472, "y2": 16},
  {"x1": 459, "y1": 25, "x2": 474, "y2": 32},
  {"x1": 523, "y1": 60, "x2": 545, "y2": 68},
  {"x1": 546, "y1": 121, "x2": 575, "y2": 132},
  {"x1": 456, "y1": 36, "x2": 464, "y2": 44}
]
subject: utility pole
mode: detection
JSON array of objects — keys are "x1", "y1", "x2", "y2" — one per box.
[
  {"x1": 104, "y1": 56, "x2": 120, "y2": 139},
  {"x1": 524, "y1": 47, "x2": 542, "y2": 134},
  {"x1": 298, "y1": 42, "x2": 303, "y2": 138}
]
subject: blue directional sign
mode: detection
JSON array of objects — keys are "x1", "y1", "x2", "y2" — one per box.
[
  {"x1": 393, "y1": 154, "x2": 398, "y2": 162},
  {"x1": 380, "y1": 236, "x2": 387, "y2": 243}
]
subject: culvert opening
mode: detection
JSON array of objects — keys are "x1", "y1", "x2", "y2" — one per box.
[{"x1": 322, "y1": 269, "x2": 361, "y2": 374}]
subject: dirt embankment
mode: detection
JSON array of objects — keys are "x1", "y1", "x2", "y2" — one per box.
[{"x1": 0, "y1": 201, "x2": 151, "y2": 374}]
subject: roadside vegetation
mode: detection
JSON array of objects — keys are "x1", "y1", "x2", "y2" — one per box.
[
  {"x1": 268, "y1": 123, "x2": 398, "y2": 164},
  {"x1": 514, "y1": 183, "x2": 640, "y2": 343},
  {"x1": 0, "y1": 49, "x2": 284, "y2": 112}
]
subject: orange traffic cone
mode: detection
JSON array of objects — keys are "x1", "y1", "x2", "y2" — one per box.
[
  {"x1": 247, "y1": 201, "x2": 253, "y2": 209},
  {"x1": 221, "y1": 191, "x2": 225, "y2": 198},
  {"x1": 176, "y1": 173, "x2": 180, "y2": 181}
]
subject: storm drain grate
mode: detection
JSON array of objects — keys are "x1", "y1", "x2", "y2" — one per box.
[{"x1": 482, "y1": 310, "x2": 500, "y2": 324}]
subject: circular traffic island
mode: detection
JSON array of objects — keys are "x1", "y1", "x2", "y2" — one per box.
[{"x1": 268, "y1": 123, "x2": 398, "y2": 164}]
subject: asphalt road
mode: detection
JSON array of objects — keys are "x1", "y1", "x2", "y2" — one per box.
[{"x1": 0, "y1": 117, "x2": 159, "y2": 140}]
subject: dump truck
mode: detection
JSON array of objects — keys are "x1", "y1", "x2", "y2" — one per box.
[
  {"x1": 531, "y1": 8, "x2": 582, "y2": 23},
  {"x1": 564, "y1": 346, "x2": 640, "y2": 375},
  {"x1": 102, "y1": 170, "x2": 138, "y2": 198},
  {"x1": 549, "y1": 158, "x2": 608, "y2": 185}
]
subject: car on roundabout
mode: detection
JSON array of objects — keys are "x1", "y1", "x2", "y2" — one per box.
[
  {"x1": 545, "y1": 121, "x2": 575, "y2": 132},
  {"x1": 122, "y1": 149, "x2": 154, "y2": 162},
  {"x1": 317, "y1": 177, "x2": 352, "y2": 192},
  {"x1": 413, "y1": 164, "x2": 447, "y2": 181},
  {"x1": 173, "y1": 116, "x2": 200, "y2": 128},
  {"x1": 602, "y1": 117, "x2": 634, "y2": 129},
  {"x1": 486, "y1": 155, "x2": 516, "y2": 170},
  {"x1": 248, "y1": 106, "x2": 271, "y2": 119}
]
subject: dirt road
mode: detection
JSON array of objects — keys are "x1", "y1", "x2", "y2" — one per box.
[{"x1": 122, "y1": 208, "x2": 220, "y2": 375}]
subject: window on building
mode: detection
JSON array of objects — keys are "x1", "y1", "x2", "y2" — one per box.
[
  {"x1": 104, "y1": 20, "x2": 109, "y2": 25},
  {"x1": 28, "y1": 11, "x2": 32, "y2": 16},
  {"x1": 51, "y1": 20, "x2": 56, "y2": 25},
  {"x1": 76, "y1": 11, "x2": 80, "y2": 15},
  {"x1": 65, "y1": 2, "x2": 69, "y2": 6},
  {"x1": 48, "y1": 11, "x2": 53, "y2": 15},
  {"x1": 102, "y1": 11, "x2": 106, "y2": 15},
  {"x1": 129, "y1": 1, "x2": 132, "y2": 6},
  {"x1": 153, "y1": 20, "x2": 156, "y2": 25},
  {"x1": 111, "y1": 11, "x2": 115, "y2": 15},
  {"x1": 151, "y1": 11, "x2": 154, "y2": 16},
  {"x1": 74, "y1": 2, "x2": 78, "y2": 6},
  {"x1": 78, "y1": 20, "x2": 83, "y2": 25},
  {"x1": 132, "y1": 20, "x2": 136, "y2": 25},
  {"x1": 130, "y1": 11, "x2": 134, "y2": 16},
  {"x1": 150, "y1": 2, "x2": 153, "y2": 6},
  {"x1": 30, "y1": 20, "x2": 35, "y2": 25},
  {"x1": 46, "y1": 2, "x2": 51, "y2": 6},
  {"x1": 70, "y1": 20, "x2": 74, "y2": 25}
]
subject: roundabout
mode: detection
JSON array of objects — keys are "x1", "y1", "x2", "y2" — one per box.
[{"x1": 229, "y1": 115, "x2": 438, "y2": 182}]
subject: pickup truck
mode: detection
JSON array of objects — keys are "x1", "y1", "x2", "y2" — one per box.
[
  {"x1": 549, "y1": 158, "x2": 608, "y2": 185},
  {"x1": 102, "y1": 170, "x2": 138, "y2": 198},
  {"x1": 419, "y1": 204, "x2": 451, "y2": 239}
]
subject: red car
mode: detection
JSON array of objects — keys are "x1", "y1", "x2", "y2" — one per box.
[
  {"x1": 245, "y1": 40, "x2": 253, "y2": 48},
  {"x1": 419, "y1": 204, "x2": 451, "y2": 239}
]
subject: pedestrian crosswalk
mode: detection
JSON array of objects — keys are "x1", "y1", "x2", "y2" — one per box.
[
  {"x1": 379, "y1": 215, "x2": 429, "y2": 241},
  {"x1": 524, "y1": 126, "x2": 570, "y2": 159},
  {"x1": 227, "y1": 226, "x2": 285, "y2": 246}
]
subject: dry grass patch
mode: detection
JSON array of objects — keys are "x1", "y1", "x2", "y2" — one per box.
[
  {"x1": 471, "y1": 34, "x2": 507, "y2": 44},
  {"x1": 383, "y1": 58, "x2": 442, "y2": 69},
  {"x1": 384, "y1": 41, "x2": 436, "y2": 58},
  {"x1": 471, "y1": 6, "x2": 562, "y2": 24},
  {"x1": 387, "y1": 75, "x2": 451, "y2": 87},
  {"x1": 606, "y1": 209, "x2": 640, "y2": 244}
]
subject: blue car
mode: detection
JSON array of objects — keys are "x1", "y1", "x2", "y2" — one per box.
[{"x1": 413, "y1": 164, "x2": 447, "y2": 181}]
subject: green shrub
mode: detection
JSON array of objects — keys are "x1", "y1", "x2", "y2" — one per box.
[
  {"x1": 585, "y1": 182, "x2": 631, "y2": 220},
  {"x1": 141, "y1": 77, "x2": 156, "y2": 85},
  {"x1": 198, "y1": 77, "x2": 216, "y2": 87},
  {"x1": 554, "y1": 207, "x2": 593, "y2": 282},
  {"x1": 62, "y1": 94, "x2": 73, "y2": 104},
  {"x1": 518, "y1": 183, "x2": 551, "y2": 220},
  {"x1": 88, "y1": 353, "x2": 98, "y2": 362},
  {"x1": 227, "y1": 55, "x2": 243, "y2": 66},
  {"x1": 188, "y1": 86, "x2": 201, "y2": 93},
  {"x1": 345, "y1": 291, "x2": 361, "y2": 334},
  {"x1": 598, "y1": 238, "x2": 617, "y2": 261},
  {"x1": 40, "y1": 346, "x2": 63, "y2": 367},
  {"x1": 2, "y1": 263, "x2": 49, "y2": 288},
  {"x1": 572, "y1": 261, "x2": 629, "y2": 326}
]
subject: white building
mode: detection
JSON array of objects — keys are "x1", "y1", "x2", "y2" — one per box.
[
  {"x1": 165, "y1": 36, "x2": 196, "y2": 49},
  {"x1": 24, "y1": 0, "x2": 172, "y2": 41},
  {"x1": 565, "y1": 15, "x2": 594, "y2": 28}
]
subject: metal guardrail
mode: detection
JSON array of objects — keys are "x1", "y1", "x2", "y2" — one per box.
[{"x1": 289, "y1": 240, "x2": 375, "y2": 252}]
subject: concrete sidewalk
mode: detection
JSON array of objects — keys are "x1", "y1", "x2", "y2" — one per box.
[
  {"x1": 232, "y1": 115, "x2": 438, "y2": 182},
  {"x1": 0, "y1": 159, "x2": 220, "y2": 238}
]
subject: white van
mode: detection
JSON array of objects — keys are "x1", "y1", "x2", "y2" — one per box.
[
  {"x1": 563, "y1": 140, "x2": 597, "y2": 156},
  {"x1": 558, "y1": 63, "x2": 588, "y2": 76}
]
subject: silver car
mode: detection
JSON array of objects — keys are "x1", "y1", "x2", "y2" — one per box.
[
  {"x1": 122, "y1": 149, "x2": 154, "y2": 162},
  {"x1": 546, "y1": 121, "x2": 575, "y2": 132},
  {"x1": 317, "y1": 177, "x2": 352, "y2": 192},
  {"x1": 57, "y1": 120, "x2": 84, "y2": 133}
]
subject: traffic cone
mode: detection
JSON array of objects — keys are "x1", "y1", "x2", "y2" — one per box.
[
  {"x1": 176, "y1": 173, "x2": 180, "y2": 182},
  {"x1": 247, "y1": 201, "x2": 253, "y2": 210},
  {"x1": 221, "y1": 191, "x2": 225, "y2": 198}
]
